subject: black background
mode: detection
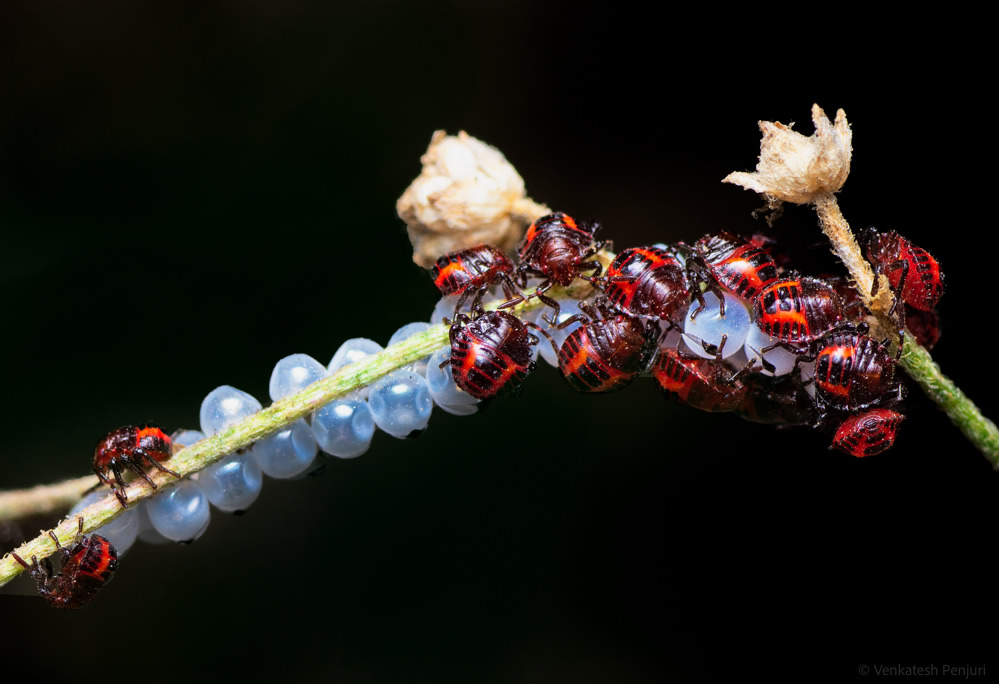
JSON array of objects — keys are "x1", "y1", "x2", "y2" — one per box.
[{"x1": 1, "y1": 4, "x2": 995, "y2": 683}]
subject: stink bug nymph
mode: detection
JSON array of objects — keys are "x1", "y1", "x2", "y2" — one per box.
[
  {"x1": 11, "y1": 517, "x2": 118, "y2": 609},
  {"x1": 517, "y1": 212, "x2": 608, "y2": 320},
  {"x1": 862, "y1": 227, "x2": 944, "y2": 313},
  {"x1": 651, "y1": 346, "x2": 749, "y2": 413},
  {"x1": 601, "y1": 246, "x2": 691, "y2": 325},
  {"x1": 554, "y1": 302, "x2": 652, "y2": 393},
  {"x1": 810, "y1": 325, "x2": 902, "y2": 415},
  {"x1": 689, "y1": 231, "x2": 780, "y2": 301},
  {"x1": 92, "y1": 423, "x2": 181, "y2": 508},
  {"x1": 442, "y1": 306, "x2": 543, "y2": 400},
  {"x1": 751, "y1": 275, "x2": 844, "y2": 348},
  {"x1": 831, "y1": 409, "x2": 905, "y2": 458},
  {"x1": 430, "y1": 243, "x2": 525, "y2": 316}
]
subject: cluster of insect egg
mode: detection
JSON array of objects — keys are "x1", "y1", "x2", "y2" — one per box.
[{"x1": 71, "y1": 321, "x2": 487, "y2": 552}]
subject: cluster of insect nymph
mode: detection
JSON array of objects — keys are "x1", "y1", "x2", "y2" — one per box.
[
  {"x1": 432, "y1": 212, "x2": 942, "y2": 454},
  {"x1": 10, "y1": 211, "x2": 944, "y2": 610},
  {"x1": 9, "y1": 425, "x2": 174, "y2": 608}
]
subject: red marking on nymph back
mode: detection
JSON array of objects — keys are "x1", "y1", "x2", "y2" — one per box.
[
  {"x1": 832, "y1": 409, "x2": 905, "y2": 457},
  {"x1": 602, "y1": 246, "x2": 689, "y2": 324},
  {"x1": 692, "y1": 232, "x2": 780, "y2": 300},
  {"x1": 651, "y1": 348, "x2": 747, "y2": 413},
  {"x1": 136, "y1": 425, "x2": 169, "y2": 446},
  {"x1": 447, "y1": 310, "x2": 536, "y2": 399},
  {"x1": 433, "y1": 258, "x2": 466, "y2": 288},
  {"x1": 10, "y1": 518, "x2": 119, "y2": 609},
  {"x1": 557, "y1": 315, "x2": 648, "y2": 394}
]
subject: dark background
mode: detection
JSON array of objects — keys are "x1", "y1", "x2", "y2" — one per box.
[{"x1": 1, "y1": 3, "x2": 995, "y2": 682}]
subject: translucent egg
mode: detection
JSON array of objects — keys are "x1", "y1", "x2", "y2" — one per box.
[
  {"x1": 269, "y1": 353, "x2": 327, "y2": 401},
  {"x1": 657, "y1": 324, "x2": 684, "y2": 351},
  {"x1": 724, "y1": 347, "x2": 752, "y2": 374},
  {"x1": 328, "y1": 338, "x2": 384, "y2": 373},
  {"x1": 145, "y1": 480, "x2": 211, "y2": 543},
  {"x1": 253, "y1": 419, "x2": 319, "y2": 478},
  {"x1": 425, "y1": 346, "x2": 479, "y2": 412},
  {"x1": 136, "y1": 500, "x2": 171, "y2": 545},
  {"x1": 198, "y1": 452, "x2": 264, "y2": 512},
  {"x1": 389, "y1": 322, "x2": 433, "y2": 347},
  {"x1": 312, "y1": 398, "x2": 376, "y2": 459},
  {"x1": 800, "y1": 362, "x2": 817, "y2": 398},
  {"x1": 200, "y1": 386, "x2": 263, "y2": 436},
  {"x1": 433, "y1": 401, "x2": 479, "y2": 417},
  {"x1": 328, "y1": 338, "x2": 384, "y2": 399},
  {"x1": 368, "y1": 370, "x2": 434, "y2": 439},
  {"x1": 683, "y1": 292, "x2": 751, "y2": 360},
  {"x1": 431, "y1": 295, "x2": 462, "y2": 326},
  {"x1": 171, "y1": 429, "x2": 205, "y2": 448},
  {"x1": 387, "y1": 321, "x2": 433, "y2": 374},
  {"x1": 743, "y1": 325, "x2": 799, "y2": 377}
]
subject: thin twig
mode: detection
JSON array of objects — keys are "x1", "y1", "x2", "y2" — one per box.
[
  {"x1": 812, "y1": 193, "x2": 893, "y2": 319},
  {"x1": 0, "y1": 476, "x2": 95, "y2": 521},
  {"x1": 0, "y1": 271, "x2": 603, "y2": 588}
]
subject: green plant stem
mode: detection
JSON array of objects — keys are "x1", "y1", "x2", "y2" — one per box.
[
  {"x1": 0, "y1": 272, "x2": 602, "y2": 588},
  {"x1": 897, "y1": 330, "x2": 999, "y2": 464}
]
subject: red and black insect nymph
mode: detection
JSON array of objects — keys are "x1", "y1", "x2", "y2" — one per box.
[
  {"x1": 688, "y1": 231, "x2": 780, "y2": 301},
  {"x1": 11, "y1": 516, "x2": 118, "y2": 609},
  {"x1": 862, "y1": 227, "x2": 944, "y2": 313},
  {"x1": 751, "y1": 275, "x2": 844, "y2": 347},
  {"x1": 809, "y1": 324, "x2": 902, "y2": 415},
  {"x1": 650, "y1": 346, "x2": 749, "y2": 413},
  {"x1": 92, "y1": 423, "x2": 181, "y2": 508},
  {"x1": 441, "y1": 306, "x2": 543, "y2": 400},
  {"x1": 831, "y1": 408, "x2": 905, "y2": 458},
  {"x1": 553, "y1": 301, "x2": 653, "y2": 393},
  {"x1": 430, "y1": 243, "x2": 525, "y2": 315},
  {"x1": 601, "y1": 246, "x2": 691, "y2": 325},
  {"x1": 517, "y1": 212, "x2": 608, "y2": 319}
]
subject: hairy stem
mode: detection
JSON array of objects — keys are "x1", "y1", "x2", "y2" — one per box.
[
  {"x1": 897, "y1": 330, "x2": 999, "y2": 464},
  {"x1": 813, "y1": 193, "x2": 893, "y2": 317},
  {"x1": 0, "y1": 271, "x2": 602, "y2": 588},
  {"x1": 0, "y1": 476, "x2": 96, "y2": 521},
  {"x1": 812, "y1": 192, "x2": 999, "y2": 465},
  {"x1": 813, "y1": 194, "x2": 877, "y2": 302}
]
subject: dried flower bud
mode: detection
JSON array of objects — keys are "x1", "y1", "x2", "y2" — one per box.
[
  {"x1": 397, "y1": 130, "x2": 548, "y2": 267},
  {"x1": 723, "y1": 104, "x2": 853, "y2": 205}
]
